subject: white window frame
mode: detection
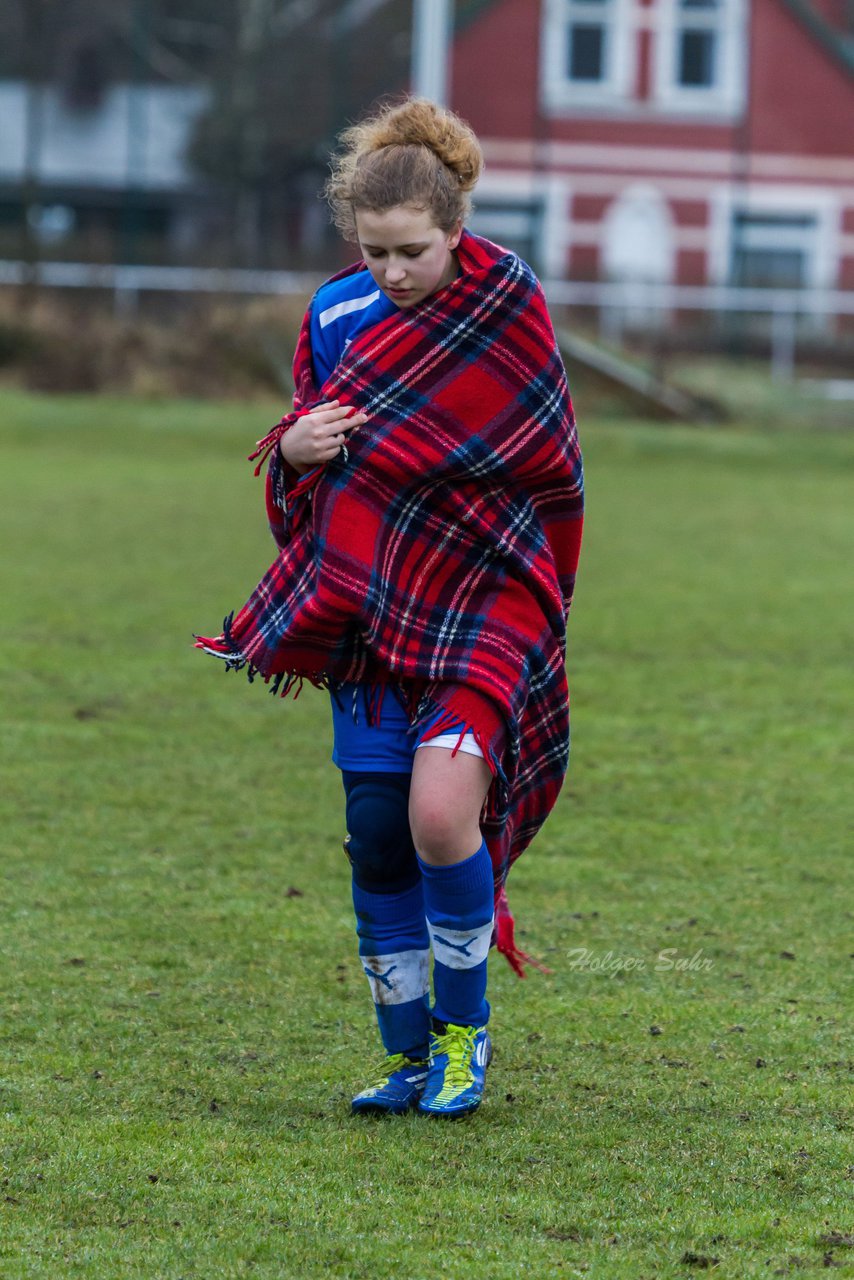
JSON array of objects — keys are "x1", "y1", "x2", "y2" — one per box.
[
  {"x1": 471, "y1": 171, "x2": 573, "y2": 280},
  {"x1": 709, "y1": 187, "x2": 839, "y2": 292},
  {"x1": 730, "y1": 212, "x2": 817, "y2": 288},
  {"x1": 654, "y1": 0, "x2": 747, "y2": 117},
  {"x1": 541, "y1": 0, "x2": 634, "y2": 112}
]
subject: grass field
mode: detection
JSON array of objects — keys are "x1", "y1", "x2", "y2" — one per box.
[{"x1": 1, "y1": 388, "x2": 852, "y2": 1279}]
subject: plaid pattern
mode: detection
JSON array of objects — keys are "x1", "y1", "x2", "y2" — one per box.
[{"x1": 196, "y1": 232, "x2": 583, "y2": 965}]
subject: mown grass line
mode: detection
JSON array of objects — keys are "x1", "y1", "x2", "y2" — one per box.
[{"x1": 1, "y1": 390, "x2": 851, "y2": 1279}]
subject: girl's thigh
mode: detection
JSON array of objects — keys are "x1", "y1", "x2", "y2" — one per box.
[{"x1": 408, "y1": 745, "x2": 492, "y2": 864}]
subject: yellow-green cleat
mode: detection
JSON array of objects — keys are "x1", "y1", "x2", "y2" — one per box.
[
  {"x1": 351, "y1": 1052, "x2": 429, "y2": 1115},
  {"x1": 417, "y1": 1021, "x2": 492, "y2": 1117}
]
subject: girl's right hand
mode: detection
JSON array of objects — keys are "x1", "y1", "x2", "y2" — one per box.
[{"x1": 279, "y1": 401, "x2": 368, "y2": 473}]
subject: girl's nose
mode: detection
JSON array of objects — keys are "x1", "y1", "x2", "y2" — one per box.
[{"x1": 386, "y1": 260, "x2": 407, "y2": 283}]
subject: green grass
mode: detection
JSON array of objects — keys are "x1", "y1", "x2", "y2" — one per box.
[
  {"x1": 1, "y1": 388, "x2": 852, "y2": 1279},
  {"x1": 666, "y1": 353, "x2": 854, "y2": 433}
]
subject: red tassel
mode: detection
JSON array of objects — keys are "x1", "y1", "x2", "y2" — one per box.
[
  {"x1": 193, "y1": 634, "x2": 230, "y2": 655},
  {"x1": 365, "y1": 682, "x2": 387, "y2": 726},
  {"x1": 248, "y1": 415, "x2": 295, "y2": 476},
  {"x1": 494, "y1": 887, "x2": 553, "y2": 978}
]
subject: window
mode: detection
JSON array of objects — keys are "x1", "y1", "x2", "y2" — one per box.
[
  {"x1": 568, "y1": 9, "x2": 606, "y2": 81},
  {"x1": 730, "y1": 212, "x2": 819, "y2": 289},
  {"x1": 542, "y1": 0, "x2": 632, "y2": 109},
  {"x1": 469, "y1": 198, "x2": 545, "y2": 274},
  {"x1": 656, "y1": 0, "x2": 746, "y2": 115},
  {"x1": 679, "y1": 29, "x2": 715, "y2": 86},
  {"x1": 676, "y1": 0, "x2": 718, "y2": 87}
]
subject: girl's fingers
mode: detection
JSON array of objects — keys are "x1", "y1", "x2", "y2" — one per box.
[
  {"x1": 321, "y1": 415, "x2": 365, "y2": 437},
  {"x1": 303, "y1": 405, "x2": 367, "y2": 459},
  {"x1": 318, "y1": 403, "x2": 365, "y2": 423}
]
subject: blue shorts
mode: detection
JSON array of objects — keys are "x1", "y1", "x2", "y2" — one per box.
[{"x1": 330, "y1": 682, "x2": 484, "y2": 772}]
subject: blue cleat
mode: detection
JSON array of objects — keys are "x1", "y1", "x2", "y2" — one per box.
[
  {"x1": 351, "y1": 1052, "x2": 429, "y2": 1116},
  {"x1": 417, "y1": 1021, "x2": 492, "y2": 1117}
]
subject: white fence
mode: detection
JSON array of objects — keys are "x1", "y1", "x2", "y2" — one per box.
[
  {"x1": 3, "y1": 259, "x2": 853, "y2": 380},
  {"x1": 544, "y1": 280, "x2": 854, "y2": 381},
  {"x1": 0, "y1": 259, "x2": 322, "y2": 305}
]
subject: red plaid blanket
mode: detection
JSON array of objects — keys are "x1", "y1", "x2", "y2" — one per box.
[{"x1": 196, "y1": 231, "x2": 584, "y2": 973}]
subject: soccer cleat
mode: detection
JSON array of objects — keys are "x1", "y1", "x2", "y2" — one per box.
[
  {"x1": 350, "y1": 1052, "x2": 429, "y2": 1116},
  {"x1": 417, "y1": 1021, "x2": 492, "y2": 1117}
]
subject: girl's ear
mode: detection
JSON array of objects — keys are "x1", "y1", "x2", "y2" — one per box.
[{"x1": 448, "y1": 221, "x2": 463, "y2": 251}]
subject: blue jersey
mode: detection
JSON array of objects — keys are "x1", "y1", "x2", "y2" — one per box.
[{"x1": 309, "y1": 269, "x2": 398, "y2": 387}]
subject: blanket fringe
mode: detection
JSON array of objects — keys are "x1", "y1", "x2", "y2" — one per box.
[
  {"x1": 364, "y1": 681, "x2": 386, "y2": 727},
  {"x1": 193, "y1": 613, "x2": 250, "y2": 672},
  {"x1": 248, "y1": 416, "x2": 293, "y2": 476},
  {"x1": 194, "y1": 620, "x2": 332, "y2": 701},
  {"x1": 270, "y1": 671, "x2": 316, "y2": 700},
  {"x1": 418, "y1": 707, "x2": 477, "y2": 761},
  {"x1": 495, "y1": 887, "x2": 553, "y2": 979},
  {"x1": 249, "y1": 404, "x2": 360, "y2": 477}
]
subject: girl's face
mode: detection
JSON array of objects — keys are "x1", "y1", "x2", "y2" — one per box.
[{"x1": 355, "y1": 205, "x2": 462, "y2": 309}]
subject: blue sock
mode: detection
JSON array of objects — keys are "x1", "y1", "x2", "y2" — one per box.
[
  {"x1": 418, "y1": 838, "x2": 494, "y2": 1029},
  {"x1": 352, "y1": 878, "x2": 431, "y2": 1059}
]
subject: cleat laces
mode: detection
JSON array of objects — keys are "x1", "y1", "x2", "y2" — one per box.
[
  {"x1": 432, "y1": 1025, "x2": 477, "y2": 1089},
  {"x1": 361, "y1": 1052, "x2": 422, "y2": 1093}
]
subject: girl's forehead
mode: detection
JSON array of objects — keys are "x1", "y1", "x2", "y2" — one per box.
[{"x1": 355, "y1": 204, "x2": 438, "y2": 244}]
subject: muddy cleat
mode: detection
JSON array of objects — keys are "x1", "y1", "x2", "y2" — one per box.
[
  {"x1": 351, "y1": 1052, "x2": 429, "y2": 1116},
  {"x1": 417, "y1": 1021, "x2": 492, "y2": 1117}
]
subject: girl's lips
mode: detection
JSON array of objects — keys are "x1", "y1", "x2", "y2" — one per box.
[{"x1": 388, "y1": 287, "x2": 413, "y2": 298}]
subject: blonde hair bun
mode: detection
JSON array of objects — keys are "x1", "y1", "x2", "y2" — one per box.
[
  {"x1": 325, "y1": 97, "x2": 483, "y2": 240},
  {"x1": 353, "y1": 98, "x2": 482, "y2": 192}
]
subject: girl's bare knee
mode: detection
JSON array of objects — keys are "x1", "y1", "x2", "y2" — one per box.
[{"x1": 409, "y1": 795, "x2": 481, "y2": 863}]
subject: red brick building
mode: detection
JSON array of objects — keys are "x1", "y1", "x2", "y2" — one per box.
[{"x1": 450, "y1": 0, "x2": 854, "y2": 291}]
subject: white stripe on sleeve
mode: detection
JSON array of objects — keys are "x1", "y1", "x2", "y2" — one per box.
[{"x1": 318, "y1": 290, "x2": 381, "y2": 329}]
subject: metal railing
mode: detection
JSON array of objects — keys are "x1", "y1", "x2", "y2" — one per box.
[
  {"x1": 0, "y1": 259, "x2": 322, "y2": 309},
  {"x1": 2, "y1": 259, "x2": 853, "y2": 380},
  {"x1": 543, "y1": 280, "x2": 854, "y2": 381}
]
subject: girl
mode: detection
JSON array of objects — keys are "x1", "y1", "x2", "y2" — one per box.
[{"x1": 196, "y1": 98, "x2": 584, "y2": 1118}]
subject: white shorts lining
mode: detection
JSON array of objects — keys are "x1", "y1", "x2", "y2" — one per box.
[{"x1": 415, "y1": 731, "x2": 484, "y2": 759}]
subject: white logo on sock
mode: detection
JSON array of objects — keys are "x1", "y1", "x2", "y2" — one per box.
[
  {"x1": 427, "y1": 917, "x2": 494, "y2": 970},
  {"x1": 360, "y1": 950, "x2": 430, "y2": 1005}
]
